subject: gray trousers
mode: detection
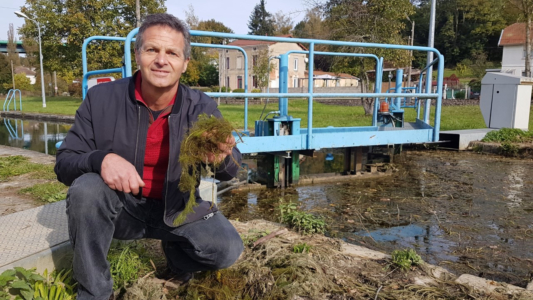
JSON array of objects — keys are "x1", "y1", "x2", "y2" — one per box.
[{"x1": 65, "y1": 173, "x2": 243, "y2": 300}]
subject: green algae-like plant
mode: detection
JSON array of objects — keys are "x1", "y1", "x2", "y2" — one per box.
[{"x1": 174, "y1": 113, "x2": 241, "y2": 226}]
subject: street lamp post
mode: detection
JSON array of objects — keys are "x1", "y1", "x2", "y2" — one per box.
[
  {"x1": 405, "y1": 16, "x2": 415, "y2": 88},
  {"x1": 15, "y1": 11, "x2": 46, "y2": 108}
]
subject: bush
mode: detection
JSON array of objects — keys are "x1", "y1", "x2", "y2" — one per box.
[
  {"x1": 251, "y1": 89, "x2": 261, "y2": 93},
  {"x1": 210, "y1": 86, "x2": 230, "y2": 92},
  {"x1": 482, "y1": 128, "x2": 533, "y2": 143},
  {"x1": 454, "y1": 90, "x2": 466, "y2": 99},
  {"x1": 232, "y1": 88, "x2": 245, "y2": 93},
  {"x1": 190, "y1": 86, "x2": 211, "y2": 93},
  {"x1": 68, "y1": 83, "x2": 82, "y2": 97}
]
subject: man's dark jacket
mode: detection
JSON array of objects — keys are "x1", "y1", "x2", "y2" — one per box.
[{"x1": 55, "y1": 72, "x2": 242, "y2": 227}]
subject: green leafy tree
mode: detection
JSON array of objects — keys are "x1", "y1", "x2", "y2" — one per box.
[
  {"x1": 322, "y1": 0, "x2": 415, "y2": 114},
  {"x1": 248, "y1": 0, "x2": 275, "y2": 36},
  {"x1": 0, "y1": 54, "x2": 12, "y2": 93},
  {"x1": 18, "y1": 0, "x2": 166, "y2": 80},
  {"x1": 2, "y1": 73, "x2": 33, "y2": 91},
  {"x1": 184, "y1": 7, "x2": 233, "y2": 87},
  {"x1": 253, "y1": 48, "x2": 273, "y2": 90},
  {"x1": 412, "y1": 0, "x2": 516, "y2": 66}
]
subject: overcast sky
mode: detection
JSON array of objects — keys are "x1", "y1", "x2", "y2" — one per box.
[{"x1": 0, "y1": 0, "x2": 314, "y2": 41}]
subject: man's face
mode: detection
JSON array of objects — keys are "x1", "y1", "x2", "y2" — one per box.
[{"x1": 135, "y1": 25, "x2": 189, "y2": 91}]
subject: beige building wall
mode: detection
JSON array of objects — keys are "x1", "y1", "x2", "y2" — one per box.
[
  {"x1": 218, "y1": 42, "x2": 307, "y2": 90},
  {"x1": 301, "y1": 77, "x2": 359, "y2": 88}
]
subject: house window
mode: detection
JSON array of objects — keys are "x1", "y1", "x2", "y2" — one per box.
[
  {"x1": 237, "y1": 56, "x2": 242, "y2": 69},
  {"x1": 253, "y1": 76, "x2": 258, "y2": 88},
  {"x1": 294, "y1": 58, "x2": 298, "y2": 71},
  {"x1": 237, "y1": 76, "x2": 243, "y2": 89},
  {"x1": 253, "y1": 55, "x2": 258, "y2": 67},
  {"x1": 226, "y1": 57, "x2": 230, "y2": 69},
  {"x1": 226, "y1": 76, "x2": 230, "y2": 88},
  {"x1": 293, "y1": 76, "x2": 298, "y2": 88}
]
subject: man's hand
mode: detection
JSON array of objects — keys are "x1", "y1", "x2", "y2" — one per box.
[
  {"x1": 101, "y1": 153, "x2": 145, "y2": 195},
  {"x1": 206, "y1": 134, "x2": 236, "y2": 164}
]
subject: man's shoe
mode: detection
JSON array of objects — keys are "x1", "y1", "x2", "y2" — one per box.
[{"x1": 157, "y1": 268, "x2": 193, "y2": 286}]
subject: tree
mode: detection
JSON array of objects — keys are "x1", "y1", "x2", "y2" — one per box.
[
  {"x1": 292, "y1": 8, "x2": 325, "y2": 39},
  {"x1": 7, "y1": 24, "x2": 20, "y2": 67},
  {"x1": 18, "y1": 0, "x2": 166, "y2": 80},
  {"x1": 0, "y1": 54, "x2": 12, "y2": 93},
  {"x1": 507, "y1": 0, "x2": 533, "y2": 77},
  {"x1": 3, "y1": 73, "x2": 33, "y2": 91},
  {"x1": 21, "y1": 38, "x2": 38, "y2": 68},
  {"x1": 322, "y1": 0, "x2": 415, "y2": 115},
  {"x1": 412, "y1": 0, "x2": 515, "y2": 66},
  {"x1": 248, "y1": 0, "x2": 275, "y2": 36},
  {"x1": 253, "y1": 48, "x2": 273, "y2": 90},
  {"x1": 273, "y1": 11, "x2": 293, "y2": 35}
]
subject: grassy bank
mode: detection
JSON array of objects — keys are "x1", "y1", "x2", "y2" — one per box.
[{"x1": 3, "y1": 96, "x2": 532, "y2": 131}]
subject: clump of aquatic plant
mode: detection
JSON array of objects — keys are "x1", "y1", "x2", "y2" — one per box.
[
  {"x1": 391, "y1": 248, "x2": 422, "y2": 271},
  {"x1": 278, "y1": 201, "x2": 326, "y2": 235},
  {"x1": 175, "y1": 113, "x2": 241, "y2": 226}
]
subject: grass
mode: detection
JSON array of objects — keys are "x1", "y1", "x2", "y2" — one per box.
[
  {"x1": 3, "y1": 95, "x2": 533, "y2": 132},
  {"x1": 107, "y1": 242, "x2": 154, "y2": 291},
  {"x1": 0, "y1": 156, "x2": 55, "y2": 181},
  {"x1": 1, "y1": 96, "x2": 82, "y2": 115},
  {"x1": 19, "y1": 182, "x2": 68, "y2": 203},
  {"x1": 0, "y1": 155, "x2": 67, "y2": 203}
]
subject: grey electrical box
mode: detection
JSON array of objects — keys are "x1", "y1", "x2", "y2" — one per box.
[{"x1": 480, "y1": 73, "x2": 533, "y2": 130}]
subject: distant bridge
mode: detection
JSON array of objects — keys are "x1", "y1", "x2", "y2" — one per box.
[{"x1": 0, "y1": 41, "x2": 26, "y2": 54}]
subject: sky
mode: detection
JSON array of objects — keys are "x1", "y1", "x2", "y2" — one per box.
[{"x1": 0, "y1": 0, "x2": 314, "y2": 41}]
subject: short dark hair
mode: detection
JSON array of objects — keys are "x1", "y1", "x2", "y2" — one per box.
[{"x1": 135, "y1": 13, "x2": 191, "y2": 59}]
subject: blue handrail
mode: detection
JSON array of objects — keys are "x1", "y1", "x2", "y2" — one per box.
[
  {"x1": 3, "y1": 89, "x2": 22, "y2": 111},
  {"x1": 82, "y1": 28, "x2": 445, "y2": 146}
]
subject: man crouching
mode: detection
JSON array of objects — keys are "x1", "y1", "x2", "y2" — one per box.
[{"x1": 55, "y1": 13, "x2": 243, "y2": 300}]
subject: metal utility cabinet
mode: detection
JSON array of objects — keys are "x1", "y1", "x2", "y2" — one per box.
[{"x1": 480, "y1": 73, "x2": 533, "y2": 130}]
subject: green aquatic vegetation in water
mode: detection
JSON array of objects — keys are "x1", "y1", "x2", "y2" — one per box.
[
  {"x1": 176, "y1": 113, "x2": 241, "y2": 226},
  {"x1": 19, "y1": 182, "x2": 68, "y2": 203},
  {"x1": 279, "y1": 201, "x2": 326, "y2": 235},
  {"x1": 392, "y1": 248, "x2": 422, "y2": 271},
  {"x1": 482, "y1": 128, "x2": 533, "y2": 143}
]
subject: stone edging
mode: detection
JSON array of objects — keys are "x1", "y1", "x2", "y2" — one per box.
[{"x1": 0, "y1": 111, "x2": 75, "y2": 124}]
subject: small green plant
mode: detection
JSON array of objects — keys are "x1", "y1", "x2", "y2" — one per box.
[
  {"x1": 0, "y1": 267, "x2": 75, "y2": 300},
  {"x1": 251, "y1": 89, "x2": 261, "y2": 93},
  {"x1": 500, "y1": 142, "x2": 520, "y2": 156},
  {"x1": 292, "y1": 243, "x2": 312, "y2": 253},
  {"x1": 279, "y1": 201, "x2": 326, "y2": 235},
  {"x1": 391, "y1": 249, "x2": 422, "y2": 271},
  {"x1": 232, "y1": 88, "x2": 245, "y2": 93},
  {"x1": 108, "y1": 243, "x2": 151, "y2": 291},
  {"x1": 33, "y1": 269, "x2": 77, "y2": 300}
]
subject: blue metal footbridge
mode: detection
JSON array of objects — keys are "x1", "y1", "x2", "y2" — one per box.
[{"x1": 81, "y1": 29, "x2": 444, "y2": 187}]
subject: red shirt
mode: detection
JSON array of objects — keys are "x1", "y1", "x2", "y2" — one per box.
[{"x1": 134, "y1": 73, "x2": 176, "y2": 199}]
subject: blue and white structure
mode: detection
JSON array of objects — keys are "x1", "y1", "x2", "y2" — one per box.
[{"x1": 81, "y1": 29, "x2": 445, "y2": 187}]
